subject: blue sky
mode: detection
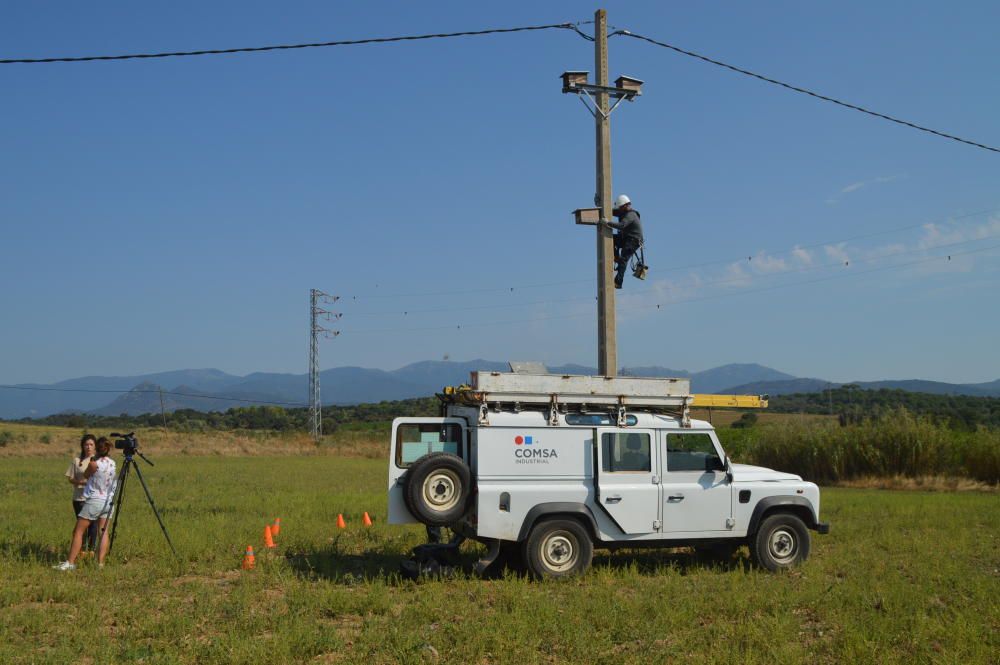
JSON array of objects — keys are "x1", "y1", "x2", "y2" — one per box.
[{"x1": 1, "y1": 1, "x2": 998, "y2": 386}]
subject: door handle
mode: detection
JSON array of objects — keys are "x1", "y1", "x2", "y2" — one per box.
[
  {"x1": 605, "y1": 495, "x2": 622, "y2": 504},
  {"x1": 667, "y1": 494, "x2": 685, "y2": 502}
]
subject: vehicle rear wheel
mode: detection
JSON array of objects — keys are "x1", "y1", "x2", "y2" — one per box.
[
  {"x1": 750, "y1": 513, "x2": 811, "y2": 571},
  {"x1": 523, "y1": 519, "x2": 593, "y2": 580},
  {"x1": 403, "y1": 453, "x2": 472, "y2": 527}
]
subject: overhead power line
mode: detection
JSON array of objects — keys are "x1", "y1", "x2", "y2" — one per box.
[
  {"x1": 344, "y1": 232, "x2": 1000, "y2": 318},
  {"x1": 338, "y1": 242, "x2": 1000, "y2": 334},
  {"x1": 0, "y1": 22, "x2": 586, "y2": 65},
  {"x1": 3, "y1": 19, "x2": 993, "y2": 154},
  {"x1": 346, "y1": 207, "x2": 998, "y2": 301},
  {"x1": 616, "y1": 30, "x2": 1000, "y2": 154}
]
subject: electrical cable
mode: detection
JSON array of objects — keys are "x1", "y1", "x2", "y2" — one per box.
[
  {"x1": 3, "y1": 19, "x2": 993, "y2": 154},
  {"x1": 343, "y1": 231, "x2": 1000, "y2": 318},
  {"x1": 0, "y1": 22, "x2": 587, "y2": 65},
  {"x1": 615, "y1": 30, "x2": 1000, "y2": 154},
  {"x1": 663, "y1": 208, "x2": 997, "y2": 274},
  {"x1": 4, "y1": 243, "x2": 993, "y2": 400},
  {"x1": 337, "y1": 242, "x2": 1000, "y2": 333},
  {"x1": 344, "y1": 208, "x2": 998, "y2": 307}
]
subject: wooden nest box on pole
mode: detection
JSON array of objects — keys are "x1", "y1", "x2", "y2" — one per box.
[{"x1": 560, "y1": 70, "x2": 589, "y2": 93}]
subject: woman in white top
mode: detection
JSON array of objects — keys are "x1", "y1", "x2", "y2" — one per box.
[
  {"x1": 64, "y1": 434, "x2": 99, "y2": 554},
  {"x1": 54, "y1": 437, "x2": 118, "y2": 570}
]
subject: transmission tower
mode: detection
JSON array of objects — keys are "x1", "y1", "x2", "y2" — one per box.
[{"x1": 309, "y1": 289, "x2": 340, "y2": 441}]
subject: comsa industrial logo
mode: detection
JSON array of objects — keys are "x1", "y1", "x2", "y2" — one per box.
[{"x1": 513, "y1": 435, "x2": 558, "y2": 463}]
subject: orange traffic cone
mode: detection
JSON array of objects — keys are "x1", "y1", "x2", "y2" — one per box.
[
  {"x1": 336, "y1": 514, "x2": 346, "y2": 529},
  {"x1": 242, "y1": 545, "x2": 256, "y2": 570},
  {"x1": 264, "y1": 525, "x2": 276, "y2": 548},
  {"x1": 362, "y1": 512, "x2": 373, "y2": 527},
  {"x1": 272, "y1": 518, "x2": 281, "y2": 537}
]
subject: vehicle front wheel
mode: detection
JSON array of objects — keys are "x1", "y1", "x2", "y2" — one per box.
[
  {"x1": 523, "y1": 519, "x2": 593, "y2": 580},
  {"x1": 750, "y1": 513, "x2": 811, "y2": 571}
]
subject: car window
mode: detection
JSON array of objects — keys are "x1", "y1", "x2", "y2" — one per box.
[
  {"x1": 395, "y1": 424, "x2": 462, "y2": 468},
  {"x1": 566, "y1": 414, "x2": 638, "y2": 426},
  {"x1": 665, "y1": 433, "x2": 717, "y2": 472},
  {"x1": 601, "y1": 432, "x2": 651, "y2": 472}
]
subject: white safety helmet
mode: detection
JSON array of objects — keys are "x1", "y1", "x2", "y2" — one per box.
[{"x1": 614, "y1": 194, "x2": 631, "y2": 209}]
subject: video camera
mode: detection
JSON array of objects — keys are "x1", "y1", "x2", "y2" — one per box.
[{"x1": 110, "y1": 432, "x2": 139, "y2": 455}]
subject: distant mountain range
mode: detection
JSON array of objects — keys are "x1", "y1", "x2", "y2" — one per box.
[
  {"x1": 726, "y1": 378, "x2": 1000, "y2": 398},
  {"x1": 2, "y1": 360, "x2": 997, "y2": 419}
]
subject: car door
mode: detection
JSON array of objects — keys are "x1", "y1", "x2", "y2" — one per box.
[
  {"x1": 658, "y1": 430, "x2": 733, "y2": 534},
  {"x1": 595, "y1": 428, "x2": 660, "y2": 535},
  {"x1": 388, "y1": 418, "x2": 467, "y2": 524}
]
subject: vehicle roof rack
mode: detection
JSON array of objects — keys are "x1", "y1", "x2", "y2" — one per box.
[{"x1": 438, "y1": 371, "x2": 767, "y2": 428}]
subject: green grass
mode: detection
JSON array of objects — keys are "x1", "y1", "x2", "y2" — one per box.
[{"x1": 1, "y1": 456, "x2": 997, "y2": 664}]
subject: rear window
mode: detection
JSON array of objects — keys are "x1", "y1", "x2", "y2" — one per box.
[{"x1": 395, "y1": 423, "x2": 462, "y2": 468}]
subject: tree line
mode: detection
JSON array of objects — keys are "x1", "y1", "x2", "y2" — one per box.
[
  {"x1": 7, "y1": 387, "x2": 999, "y2": 432},
  {"x1": 11, "y1": 398, "x2": 439, "y2": 432},
  {"x1": 768, "y1": 386, "x2": 1000, "y2": 429}
]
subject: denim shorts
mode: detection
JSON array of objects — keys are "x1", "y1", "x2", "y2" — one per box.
[{"x1": 77, "y1": 496, "x2": 114, "y2": 521}]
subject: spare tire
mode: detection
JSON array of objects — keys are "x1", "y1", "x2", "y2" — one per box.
[{"x1": 403, "y1": 453, "x2": 472, "y2": 527}]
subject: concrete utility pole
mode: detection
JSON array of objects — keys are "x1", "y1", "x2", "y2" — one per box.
[
  {"x1": 594, "y1": 8, "x2": 616, "y2": 377},
  {"x1": 309, "y1": 289, "x2": 340, "y2": 441},
  {"x1": 562, "y1": 8, "x2": 643, "y2": 377}
]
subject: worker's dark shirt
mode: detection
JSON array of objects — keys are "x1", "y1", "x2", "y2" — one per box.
[{"x1": 608, "y1": 209, "x2": 643, "y2": 245}]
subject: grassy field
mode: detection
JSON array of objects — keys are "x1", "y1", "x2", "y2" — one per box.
[{"x1": 1, "y1": 455, "x2": 997, "y2": 664}]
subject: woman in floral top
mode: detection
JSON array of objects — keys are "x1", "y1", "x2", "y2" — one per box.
[
  {"x1": 64, "y1": 434, "x2": 99, "y2": 555},
  {"x1": 54, "y1": 437, "x2": 117, "y2": 571}
]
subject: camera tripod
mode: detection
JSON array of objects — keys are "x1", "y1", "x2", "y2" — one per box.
[{"x1": 102, "y1": 446, "x2": 178, "y2": 559}]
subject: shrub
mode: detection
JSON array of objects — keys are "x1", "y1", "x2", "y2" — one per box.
[
  {"x1": 963, "y1": 429, "x2": 1000, "y2": 484},
  {"x1": 0, "y1": 431, "x2": 12, "y2": 447},
  {"x1": 731, "y1": 412, "x2": 758, "y2": 429},
  {"x1": 745, "y1": 407, "x2": 997, "y2": 484}
]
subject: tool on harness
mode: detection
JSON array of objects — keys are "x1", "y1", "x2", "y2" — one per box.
[{"x1": 631, "y1": 244, "x2": 649, "y2": 280}]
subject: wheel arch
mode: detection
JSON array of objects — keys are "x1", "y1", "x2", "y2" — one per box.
[
  {"x1": 516, "y1": 502, "x2": 599, "y2": 543},
  {"x1": 748, "y1": 496, "x2": 818, "y2": 535}
]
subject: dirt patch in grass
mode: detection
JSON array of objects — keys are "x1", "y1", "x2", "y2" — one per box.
[{"x1": 171, "y1": 571, "x2": 242, "y2": 587}]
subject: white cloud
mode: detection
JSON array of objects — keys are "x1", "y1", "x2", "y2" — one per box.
[
  {"x1": 791, "y1": 246, "x2": 813, "y2": 265},
  {"x1": 918, "y1": 217, "x2": 1000, "y2": 250},
  {"x1": 613, "y1": 214, "x2": 999, "y2": 317},
  {"x1": 750, "y1": 253, "x2": 788, "y2": 274},
  {"x1": 824, "y1": 243, "x2": 851, "y2": 264},
  {"x1": 827, "y1": 173, "x2": 906, "y2": 204}
]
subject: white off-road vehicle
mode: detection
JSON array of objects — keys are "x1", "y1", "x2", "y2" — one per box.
[{"x1": 388, "y1": 369, "x2": 829, "y2": 578}]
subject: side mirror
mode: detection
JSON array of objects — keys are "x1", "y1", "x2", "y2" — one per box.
[{"x1": 705, "y1": 455, "x2": 726, "y2": 472}]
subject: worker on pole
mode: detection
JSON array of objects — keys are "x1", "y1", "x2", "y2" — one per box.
[{"x1": 605, "y1": 194, "x2": 645, "y2": 289}]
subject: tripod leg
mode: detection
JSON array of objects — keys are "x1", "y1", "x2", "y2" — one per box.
[
  {"x1": 106, "y1": 460, "x2": 130, "y2": 556},
  {"x1": 130, "y1": 460, "x2": 179, "y2": 559}
]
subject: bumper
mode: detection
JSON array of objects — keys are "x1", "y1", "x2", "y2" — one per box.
[{"x1": 815, "y1": 522, "x2": 830, "y2": 535}]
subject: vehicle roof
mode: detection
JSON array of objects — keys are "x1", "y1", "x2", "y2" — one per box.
[{"x1": 470, "y1": 410, "x2": 713, "y2": 430}]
